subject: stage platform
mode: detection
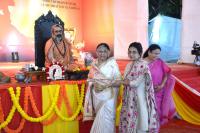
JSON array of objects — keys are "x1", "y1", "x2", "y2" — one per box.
[{"x1": 0, "y1": 61, "x2": 200, "y2": 133}]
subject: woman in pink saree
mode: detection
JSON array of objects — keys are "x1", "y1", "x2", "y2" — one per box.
[
  {"x1": 83, "y1": 43, "x2": 122, "y2": 133},
  {"x1": 143, "y1": 44, "x2": 177, "y2": 125},
  {"x1": 119, "y1": 42, "x2": 159, "y2": 133}
]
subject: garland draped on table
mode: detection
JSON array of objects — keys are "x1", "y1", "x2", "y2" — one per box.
[
  {"x1": 115, "y1": 85, "x2": 123, "y2": 126},
  {"x1": 0, "y1": 87, "x2": 29, "y2": 133},
  {"x1": 0, "y1": 81, "x2": 86, "y2": 132},
  {"x1": 0, "y1": 80, "x2": 123, "y2": 132},
  {"x1": 9, "y1": 86, "x2": 59, "y2": 122},
  {"x1": 0, "y1": 87, "x2": 21, "y2": 130}
]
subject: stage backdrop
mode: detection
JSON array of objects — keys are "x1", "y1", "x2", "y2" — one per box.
[
  {"x1": 82, "y1": 0, "x2": 114, "y2": 56},
  {"x1": 0, "y1": 0, "x2": 82, "y2": 62},
  {"x1": 1, "y1": 0, "x2": 149, "y2": 61},
  {"x1": 113, "y1": 0, "x2": 149, "y2": 59},
  {"x1": 181, "y1": 0, "x2": 200, "y2": 63}
]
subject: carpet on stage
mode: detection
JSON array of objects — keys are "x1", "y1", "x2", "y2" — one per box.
[{"x1": 0, "y1": 61, "x2": 200, "y2": 132}]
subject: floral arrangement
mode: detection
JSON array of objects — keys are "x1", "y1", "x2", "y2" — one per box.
[{"x1": 64, "y1": 62, "x2": 90, "y2": 80}]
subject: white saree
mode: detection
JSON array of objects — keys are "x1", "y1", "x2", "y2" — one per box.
[{"x1": 83, "y1": 57, "x2": 121, "y2": 133}]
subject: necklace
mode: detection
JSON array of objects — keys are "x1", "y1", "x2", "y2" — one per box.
[{"x1": 52, "y1": 39, "x2": 66, "y2": 58}]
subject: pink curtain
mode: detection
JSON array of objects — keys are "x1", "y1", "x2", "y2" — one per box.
[{"x1": 114, "y1": 0, "x2": 149, "y2": 59}]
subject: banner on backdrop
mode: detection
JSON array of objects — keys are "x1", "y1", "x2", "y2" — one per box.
[{"x1": 0, "y1": 0, "x2": 81, "y2": 61}]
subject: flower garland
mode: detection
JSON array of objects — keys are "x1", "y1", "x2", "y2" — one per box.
[
  {"x1": 60, "y1": 84, "x2": 73, "y2": 116},
  {"x1": 46, "y1": 84, "x2": 71, "y2": 120},
  {"x1": 40, "y1": 88, "x2": 62, "y2": 125},
  {"x1": 3, "y1": 87, "x2": 29, "y2": 133},
  {"x1": 8, "y1": 86, "x2": 59, "y2": 122},
  {"x1": 50, "y1": 81, "x2": 85, "y2": 120},
  {"x1": 54, "y1": 84, "x2": 85, "y2": 121},
  {"x1": 27, "y1": 86, "x2": 62, "y2": 125},
  {"x1": 50, "y1": 80, "x2": 86, "y2": 85},
  {"x1": 74, "y1": 84, "x2": 84, "y2": 120},
  {"x1": 26, "y1": 83, "x2": 83, "y2": 123},
  {"x1": 0, "y1": 81, "x2": 86, "y2": 131},
  {"x1": 0, "y1": 87, "x2": 20, "y2": 129},
  {"x1": 116, "y1": 85, "x2": 123, "y2": 112}
]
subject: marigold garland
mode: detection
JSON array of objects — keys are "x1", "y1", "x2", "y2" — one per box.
[
  {"x1": 26, "y1": 83, "x2": 84, "y2": 123},
  {"x1": 40, "y1": 86, "x2": 63, "y2": 125},
  {"x1": 0, "y1": 81, "x2": 86, "y2": 131},
  {"x1": 74, "y1": 84, "x2": 84, "y2": 120},
  {"x1": 0, "y1": 87, "x2": 20, "y2": 129},
  {"x1": 54, "y1": 84, "x2": 85, "y2": 121},
  {"x1": 3, "y1": 87, "x2": 29, "y2": 133},
  {"x1": 8, "y1": 86, "x2": 59, "y2": 122},
  {"x1": 60, "y1": 84, "x2": 73, "y2": 116},
  {"x1": 26, "y1": 86, "x2": 59, "y2": 125},
  {"x1": 75, "y1": 84, "x2": 84, "y2": 112},
  {"x1": 50, "y1": 80, "x2": 86, "y2": 85},
  {"x1": 26, "y1": 86, "x2": 62, "y2": 125},
  {"x1": 116, "y1": 85, "x2": 123, "y2": 112}
]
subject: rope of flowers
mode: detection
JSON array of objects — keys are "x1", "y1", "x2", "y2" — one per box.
[
  {"x1": 28, "y1": 85, "x2": 75, "y2": 125},
  {"x1": 27, "y1": 86, "x2": 62, "y2": 125},
  {"x1": 28, "y1": 83, "x2": 80, "y2": 123},
  {"x1": 0, "y1": 87, "x2": 20, "y2": 129},
  {"x1": 26, "y1": 83, "x2": 83, "y2": 124},
  {"x1": 8, "y1": 86, "x2": 59, "y2": 122},
  {"x1": 0, "y1": 82, "x2": 86, "y2": 131},
  {"x1": 50, "y1": 80, "x2": 86, "y2": 85},
  {"x1": 50, "y1": 80, "x2": 86, "y2": 119},
  {"x1": 47, "y1": 84, "x2": 74, "y2": 121},
  {"x1": 50, "y1": 80, "x2": 86, "y2": 117},
  {"x1": 75, "y1": 84, "x2": 84, "y2": 112},
  {"x1": 60, "y1": 84, "x2": 73, "y2": 116},
  {"x1": 116, "y1": 85, "x2": 123, "y2": 112},
  {"x1": 54, "y1": 84, "x2": 85, "y2": 121},
  {"x1": 41, "y1": 88, "x2": 62, "y2": 125},
  {"x1": 3, "y1": 87, "x2": 30, "y2": 133},
  {"x1": 74, "y1": 84, "x2": 84, "y2": 120}
]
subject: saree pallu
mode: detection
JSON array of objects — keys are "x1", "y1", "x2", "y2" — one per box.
[
  {"x1": 148, "y1": 58, "x2": 176, "y2": 125},
  {"x1": 83, "y1": 57, "x2": 121, "y2": 133},
  {"x1": 155, "y1": 74, "x2": 176, "y2": 125},
  {"x1": 119, "y1": 60, "x2": 159, "y2": 133}
]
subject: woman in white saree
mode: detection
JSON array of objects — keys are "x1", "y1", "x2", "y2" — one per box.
[{"x1": 83, "y1": 43, "x2": 122, "y2": 133}]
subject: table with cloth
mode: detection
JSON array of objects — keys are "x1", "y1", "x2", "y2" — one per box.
[
  {"x1": 0, "y1": 80, "x2": 123, "y2": 133},
  {"x1": 0, "y1": 80, "x2": 86, "y2": 133}
]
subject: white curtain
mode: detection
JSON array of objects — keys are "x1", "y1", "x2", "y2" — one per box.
[
  {"x1": 113, "y1": 0, "x2": 148, "y2": 59},
  {"x1": 181, "y1": 0, "x2": 200, "y2": 63}
]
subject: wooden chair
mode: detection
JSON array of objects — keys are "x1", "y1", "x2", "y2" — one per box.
[{"x1": 34, "y1": 10, "x2": 64, "y2": 68}]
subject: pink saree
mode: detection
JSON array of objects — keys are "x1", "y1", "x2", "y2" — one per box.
[{"x1": 148, "y1": 58, "x2": 176, "y2": 125}]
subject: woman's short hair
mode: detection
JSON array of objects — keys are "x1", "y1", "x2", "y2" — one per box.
[
  {"x1": 96, "y1": 43, "x2": 110, "y2": 51},
  {"x1": 128, "y1": 42, "x2": 143, "y2": 56}
]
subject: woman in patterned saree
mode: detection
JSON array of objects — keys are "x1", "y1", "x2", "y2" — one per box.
[
  {"x1": 83, "y1": 43, "x2": 122, "y2": 133},
  {"x1": 143, "y1": 44, "x2": 177, "y2": 125},
  {"x1": 119, "y1": 42, "x2": 159, "y2": 133}
]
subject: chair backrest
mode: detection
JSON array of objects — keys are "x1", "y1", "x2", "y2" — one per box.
[{"x1": 34, "y1": 10, "x2": 64, "y2": 67}]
